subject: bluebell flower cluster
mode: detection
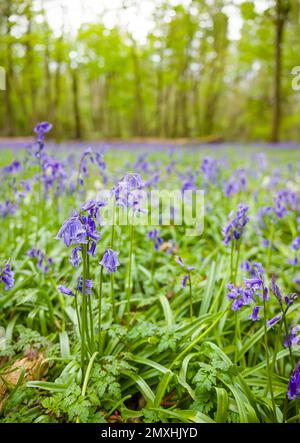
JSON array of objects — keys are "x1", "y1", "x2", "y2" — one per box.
[
  {"x1": 223, "y1": 168, "x2": 247, "y2": 197},
  {"x1": 201, "y1": 156, "x2": 219, "y2": 184},
  {"x1": 26, "y1": 248, "x2": 54, "y2": 273},
  {"x1": 222, "y1": 203, "x2": 249, "y2": 245},
  {"x1": 175, "y1": 256, "x2": 195, "y2": 288},
  {"x1": 147, "y1": 229, "x2": 163, "y2": 250},
  {"x1": 78, "y1": 147, "x2": 107, "y2": 187}
]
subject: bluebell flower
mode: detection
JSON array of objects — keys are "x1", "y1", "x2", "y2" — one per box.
[
  {"x1": 0, "y1": 262, "x2": 14, "y2": 290},
  {"x1": 58, "y1": 285, "x2": 75, "y2": 296},
  {"x1": 226, "y1": 283, "x2": 254, "y2": 311},
  {"x1": 223, "y1": 169, "x2": 247, "y2": 197},
  {"x1": 100, "y1": 249, "x2": 120, "y2": 273},
  {"x1": 291, "y1": 237, "x2": 300, "y2": 251},
  {"x1": 26, "y1": 248, "x2": 54, "y2": 273},
  {"x1": 34, "y1": 121, "x2": 52, "y2": 156},
  {"x1": 114, "y1": 172, "x2": 144, "y2": 207},
  {"x1": 249, "y1": 305, "x2": 261, "y2": 321},
  {"x1": 147, "y1": 229, "x2": 163, "y2": 250},
  {"x1": 222, "y1": 204, "x2": 249, "y2": 245},
  {"x1": 201, "y1": 156, "x2": 219, "y2": 184},
  {"x1": 81, "y1": 199, "x2": 106, "y2": 227},
  {"x1": 267, "y1": 313, "x2": 282, "y2": 328},
  {"x1": 287, "y1": 362, "x2": 300, "y2": 400},
  {"x1": 70, "y1": 246, "x2": 82, "y2": 267},
  {"x1": 271, "y1": 275, "x2": 282, "y2": 304},
  {"x1": 284, "y1": 292, "x2": 297, "y2": 306},
  {"x1": 181, "y1": 275, "x2": 189, "y2": 288},
  {"x1": 34, "y1": 121, "x2": 53, "y2": 136},
  {"x1": 3, "y1": 160, "x2": 22, "y2": 174},
  {"x1": 55, "y1": 212, "x2": 86, "y2": 246},
  {"x1": 284, "y1": 326, "x2": 300, "y2": 348},
  {"x1": 0, "y1": 200, "x2": 18, "y2": 218},
  {"x1": 241, "y1": 261, "x2": 265, "y2": 277},
  {"x1": 77, "y1": 277, "x2": 93, "y2": 295}
]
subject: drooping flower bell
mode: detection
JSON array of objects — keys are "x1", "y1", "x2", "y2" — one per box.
[
  {"x1": 287, "y1": 362, "x2": 300, "y2": 400},
  {"x1": 0, "y1": 261, "x2": 14, "y2": 290},
  {"x1": 100, "y1": 249, "x2": 120, "y2": 273}
]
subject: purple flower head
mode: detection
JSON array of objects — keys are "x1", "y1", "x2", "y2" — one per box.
[
  {"x1": 288, "y1": 257, "x2": 298, "y2": 266},
  {"x1": 284, "y1": 292, "x2": 298, "y2": 306},
  {"x1": 114, "y1": 173, "x2": 144, "y2": 208},
  {"x1": 88, "y1": 241, "x2": 97, "y2": 257},
  {"x1": 287, "y1": 362, "x2": 300, "y2": 400},
  {"x1": 0, "y1": 261, "x2": 14, "y2": 290},
  {"x1": 284, "y1": 326, "x2": 300, "y2": 348},
  {"x1": 147, "y1": 229, "x2": 163, "y2": 250},
  {"x1": 273, "y1": 189, "x2": 298, "y2": 219},
  {"x1": 291, "y1": 237, "x2": 300, "y2": 251},
  {"x1": 100, "y1": 249, "x2": 120, "y2": 273},
  {"x1": 81, "y1": 199, "x2": 106, "y2": 227},
  {"x1": 249, "y1": 305, "x2": 261, "y2": 321},
  {"x1": 201, "y1": 156, "x2": 219, "y2": 184},
  {"x1": 223, "y1": 169, "x2": 248, "y2": 198},
  {"x1": 181, "y1": 275, "x2": 189, "y2": 288},
  {"x1": 0, "y1": 200, "x2": 18, "y2": 218},
  {"x1": 26, "y1": 248, "x2": 53, "y2": 273},
  {"x1": 34, "y1": 121, "x2": 53, "y2": 136},
  {"x1": 222, "y1": 204, "x2": 249, "y2": 245},
  {"x1": 271, "y1": 275, "x2": 282, "y2": 304},
  {"x1": 70, "y1": 246, "x2": 82, "y2": 267},
  {"x1": 81, "y1": 214, "x2": 101, "y2": 242},
  {"x1": 95, "y1": 152, "x2": 106, "y2": 171},
  {"x1": 58, "y1": 285, "x2": 75, "y2": 296},
  {"x1": 226, "y1": 283, "x2": 254, "y2": 311},
  {"x1": 42, "y1": 155, "x2": 67, "y2": 195},
  {"x1": 267, "y1": 313, "x2": 282, "y2": 328},
  {"x1": 55, "y1": 212, "x2": 86, "y2": 246},
  {"x1": 241, "y1": 261, "x2": 265, "y2": 278},
  {"x1": 3, "y1": 160, "x2": 22, "y2": 174},
  {"x1": 77, "y1": 277, "x2": 93, "y2": 295},
  {"x1": 244, "y1": 276, "x2": 264, "y2": 293}
]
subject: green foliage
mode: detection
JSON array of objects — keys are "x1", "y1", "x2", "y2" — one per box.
[{"x1": 0, "y1": 0, "x2": 299, "y2": 140}]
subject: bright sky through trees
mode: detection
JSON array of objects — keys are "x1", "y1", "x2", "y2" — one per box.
[{"x1": 38, "y1": 0, "x2": 270, "y2": 41}]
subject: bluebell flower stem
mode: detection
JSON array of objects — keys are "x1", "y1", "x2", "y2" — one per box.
[
  {"x1": 267, "y1": 224, "x2": 275, "y2": 274},
  {"x1": 98, "y1": 266, "x2": 103, "y2": 353},
  {"x1": 110, "y1": 199, "x2": 116, "y2": 321},
  {"x1": 233, "y1": 240, "x2": 241, "y2": 285},
  {"x1": 86, "y1": 252, "x2": 95, "y2": 351},
  {"x1": 75, "y1": 293, "x2": 81, "y2": 335},
  {"x1": 188, "y1": 272, "x2": 193, "y2": 319},
  {"x1": 263, "y1": 298, "x2": 277, "y2": 422},
  {"x1": 126, "y1": 213, "x2": 135, "y2": 323},
  {"x1": 81, "y1": 245, "x2": 88, "y2": 375},
  {"x1": 230, "y1": 241, "x2": 234, "y2": 282}
]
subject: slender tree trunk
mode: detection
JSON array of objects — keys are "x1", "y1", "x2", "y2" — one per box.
[
  {"x1": 4, "y1": 1, "x2": 13, "y2": 135},
  {"x1": 270, "y1": 0, "x2": 289, "y2": 143},
  {"x1": 130, "y1": 36, "x2": 144, "y2": 136},
  {"x1": 72, "y1": 68, "x2": 81, "y2": 139}
]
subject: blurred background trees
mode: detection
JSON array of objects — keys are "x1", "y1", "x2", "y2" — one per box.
[{"x1": 0, "y1": 0, "x2": 299, "y2": 141}]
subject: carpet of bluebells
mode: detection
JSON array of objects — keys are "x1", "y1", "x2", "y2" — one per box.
[{"x1": 0, "y1": 122, "x2": 300, "y2": 423}]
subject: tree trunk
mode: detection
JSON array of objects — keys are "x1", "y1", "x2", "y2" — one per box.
[
  {"x1": 270, "y1": 0, "x2": 289, "y2": 143},
  {"x1": 72, "y1": 68, "x2": 81, "y2": 139},
  {"x1": 4, "y1": 1, "x2": 13, "y2": 136}
]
